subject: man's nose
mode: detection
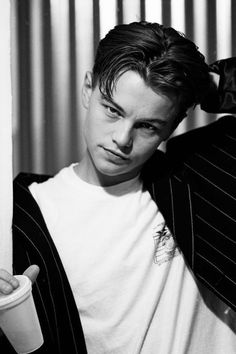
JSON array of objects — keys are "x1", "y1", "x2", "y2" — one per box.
[{"x1": 112, "y1": 121, "x2": 133, "y2": 151}]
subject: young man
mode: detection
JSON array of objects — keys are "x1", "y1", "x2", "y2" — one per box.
[{"x1": 0, "y1": 22, "x2": 236, "y2": 353}]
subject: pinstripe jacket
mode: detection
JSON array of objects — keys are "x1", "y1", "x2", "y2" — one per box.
[{"x1": 1, "y1": 59, "x2": 236, "y2": 353}]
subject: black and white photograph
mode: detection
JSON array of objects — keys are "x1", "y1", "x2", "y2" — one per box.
[{"x1": 0, "y1": 1, "x2": 235, "y2": 353}]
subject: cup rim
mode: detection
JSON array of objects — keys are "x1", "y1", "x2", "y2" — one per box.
[{"x1": 0, "y1": 275, "x2": 32, "y2": 308}]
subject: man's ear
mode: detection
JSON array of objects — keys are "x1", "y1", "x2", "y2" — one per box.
[{"x1": 82, "y1": 71, "x2": 93, "y2": 109}]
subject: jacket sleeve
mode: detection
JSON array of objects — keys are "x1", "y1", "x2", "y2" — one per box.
[{"x1": 201, "y1": 57, "x2": 236, "y2": 113}]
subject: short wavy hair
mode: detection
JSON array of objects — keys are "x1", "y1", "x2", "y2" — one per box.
[{"x1": 92, "y1": 21, "x2": 211, "y2": 125}]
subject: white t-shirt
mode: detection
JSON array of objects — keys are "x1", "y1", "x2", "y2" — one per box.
[{"x1": 30, "y1": 164, "x2": 236, "y2": 354}]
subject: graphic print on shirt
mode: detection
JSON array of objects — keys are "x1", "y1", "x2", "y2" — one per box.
[{"x1": 153, "y1": 222, "x2": 180, "y2": 265}]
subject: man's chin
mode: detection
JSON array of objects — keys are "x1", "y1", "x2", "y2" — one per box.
[{"x1": 96, "y1": 166, "x2": 140, "y2": 184}]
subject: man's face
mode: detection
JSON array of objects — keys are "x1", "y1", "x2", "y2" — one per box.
[{"x1": 80, "y1": 70, "x2": 176, "y2": 186}]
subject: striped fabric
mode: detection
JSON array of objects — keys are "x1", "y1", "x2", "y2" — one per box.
[
  {"x1": 9, "y1": 174, "x2": 87, "y2": 353},
  {"x1": 154, "y1": 115, "x2": 236, "y2": 313}
]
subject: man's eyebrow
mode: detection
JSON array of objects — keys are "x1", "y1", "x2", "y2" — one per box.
[
  {"x1": 101, "y1": 92, "x2": 168, "y2": 125},
  {"x1": 143, "y1": 118, "x2": 168, "y2": 126},
  {"x1": 100, "y1": 93, "x2": 125, "y2": 114}
]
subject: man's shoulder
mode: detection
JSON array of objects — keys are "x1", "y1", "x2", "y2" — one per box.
[
  {"x1": 14, "y1": 172, "x2": 52, "y2": 189},
  {"x1": 166, "y1": 115, "x2": 236, "y2": 162},
  {"x1": 13, "y1": 172, "x2": 54, "y2": 247},
  {"x1": 141, "y1": 148, "x2": 170, "y2": 183},
  {"x1": 13, "y1": 173, "x2": 52, "y2": 211}
]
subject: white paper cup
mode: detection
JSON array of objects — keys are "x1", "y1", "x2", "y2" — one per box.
[{"x1": 0, "y1": 275, "x2": 44, "y2": 353}]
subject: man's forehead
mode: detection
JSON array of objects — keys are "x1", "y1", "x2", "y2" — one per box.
[{"x1": 98, "y1": 70, "x2": 177, "y2": 103}]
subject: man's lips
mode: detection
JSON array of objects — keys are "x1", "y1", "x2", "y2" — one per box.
[{"x1": 103, "y1": 147, "x2": 130, "y2": 160}]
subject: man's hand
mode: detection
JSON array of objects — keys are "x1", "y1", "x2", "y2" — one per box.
[{"x1": 0, "y1": 265, "x2": 40, "y2": 295}]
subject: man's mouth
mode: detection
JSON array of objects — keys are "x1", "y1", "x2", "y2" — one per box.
[{"x1": 103, "y1": 147, "x2": 129, "y2": 161}]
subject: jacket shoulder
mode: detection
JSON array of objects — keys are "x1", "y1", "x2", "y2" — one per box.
[
  {"x1": 13, "y1": 172, "x2": 52, "y2": 225},
  {"x1": 14, "y1": 172, "x2": 52, "y2": 188},
  {"x1": 166, "y1": 115, "x2": 236, "y2": 162}
]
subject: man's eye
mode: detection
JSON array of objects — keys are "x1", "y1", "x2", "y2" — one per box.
[
  {"x1": 108, "y1": 107, "x2": 118, "y2": 114},
  {"x1": 104, "y1": 105, "x2": 118, "y2": 116},
  {"x1": 139, "y1": 122, "x2": 157, "y2": 131}
]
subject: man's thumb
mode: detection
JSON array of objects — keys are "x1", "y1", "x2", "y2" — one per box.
[{"x1": 23, "y1": 265, "x2": 40, "y2": 284}]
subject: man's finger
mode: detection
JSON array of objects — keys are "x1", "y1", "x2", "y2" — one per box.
[
  {"x1": 23, "y1": 265, "x2": 40, "y2": 284},
  {"x1": 0, "y1": 268, "x2": 19, "y2": 288}
]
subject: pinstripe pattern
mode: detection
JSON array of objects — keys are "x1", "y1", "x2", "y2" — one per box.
[
  {"x1": 169, "y1": 179, "x2": 176, "y2": 237},
  {"x1": 7, "y1": 174, "x2": 87, "y2": 354},
  {"x1": 152, "y1": 115, "x2": 236, "y2": 313},
  {"x1": 187, "y1": 184, "x2": 195, "y2": 269}
]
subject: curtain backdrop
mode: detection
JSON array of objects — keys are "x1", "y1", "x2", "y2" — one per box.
[{"x1": 11, "y1": 0, "x2": 236, "y2": 176}]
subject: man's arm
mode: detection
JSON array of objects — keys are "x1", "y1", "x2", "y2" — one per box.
[{"x1": 201, "y1": 57, "x2": 236, "y2": 113}]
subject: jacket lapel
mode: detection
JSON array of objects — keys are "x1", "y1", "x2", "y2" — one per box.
[{"x1": 13, "y1": 173, "x2": 87, "y2": 353}]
